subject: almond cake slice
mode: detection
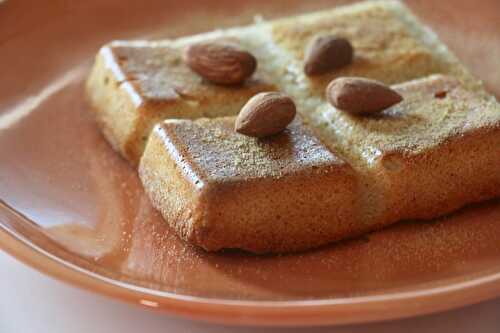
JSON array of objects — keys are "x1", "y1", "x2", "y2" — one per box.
[{"x1": 139, "y1": 116, "x2": 357, "y2": 253}]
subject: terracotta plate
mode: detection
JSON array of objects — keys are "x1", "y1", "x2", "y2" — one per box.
[{"x1": 1, "y1": 0, "x2": 500, "y2": 327}]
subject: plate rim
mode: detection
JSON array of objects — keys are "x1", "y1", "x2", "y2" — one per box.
[{"x1": 2, "y1": 200, "x2": 500, "y2": 326}]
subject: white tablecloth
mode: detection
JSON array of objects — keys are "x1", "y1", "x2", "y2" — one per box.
[{"x1": 1, "y1": 250, "x2": 499, "y2": 333}]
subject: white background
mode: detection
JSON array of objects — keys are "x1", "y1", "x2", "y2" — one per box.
[{"x1": 1, "y1": 251, "x2": 500, "y2": 333}]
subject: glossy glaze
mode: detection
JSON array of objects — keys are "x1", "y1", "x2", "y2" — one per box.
[{"x1": 1, "y1": 0, "x2": 500, "y2": 326}]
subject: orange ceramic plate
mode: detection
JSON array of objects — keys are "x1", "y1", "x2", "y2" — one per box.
[{"x1": 1, "y1": 0, "x2": 500, "y2": 327}]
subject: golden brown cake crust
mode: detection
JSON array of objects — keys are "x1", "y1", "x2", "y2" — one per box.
[{"x1": 139, "y1": 117, "x2": 358, "y2": 253}]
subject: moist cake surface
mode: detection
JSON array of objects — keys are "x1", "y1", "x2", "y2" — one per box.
[
  {"x1": 104, "y1": 41, "x2": 275, "y2": 106},
  {"x1": 156, "y1": 117, "x2": 347, "y2": 182}
]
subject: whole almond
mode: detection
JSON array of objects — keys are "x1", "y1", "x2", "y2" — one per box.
[
  {"x1": 235, "y1": 92, "x2": 296, "y2": 138},
  {"x1": 304, "y1": 35, "x2": 354, "y2": 76},
  {"x1": 184, "y1": 42, "x2": 257, "y2": 85},
  {"x1": 326, "y1": 77, "x2": 403, "y2": 114}
]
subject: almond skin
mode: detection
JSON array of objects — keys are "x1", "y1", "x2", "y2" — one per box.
[
  {"x1": 326, "y1": 77, "x2": 403, "y2": 114},
  {"x1": 184, "y1": 42, "x2": 257, "y2": 85},
  {"x1": 235, "y1": 92, "x2": 296, "y2": 138},
  {"x1": 304, "y1": 35, "x2": 354, "y2": 76}
]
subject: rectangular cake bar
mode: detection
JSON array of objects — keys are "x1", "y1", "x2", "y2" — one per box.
[
  {"x1": 86, "y1": 31, "x2": 278, "y2": 164},
  {"x1": 139, "y1": 117, "x2": 358, "y2": 253},
  {"x1": 314, "y1": 74, "x2": 500, "y2": 230}
]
